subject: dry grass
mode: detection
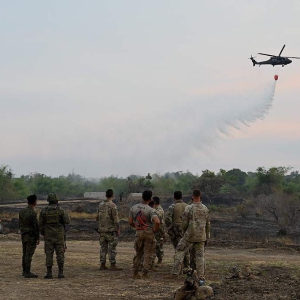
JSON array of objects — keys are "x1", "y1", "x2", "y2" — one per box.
[{"x1": 68, "y1": 212, "x2": 97, "y2": 219}]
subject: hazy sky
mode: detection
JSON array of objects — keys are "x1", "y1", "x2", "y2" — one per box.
[{"x1": 1, "y1": 1, "x2": 300, "y2": 177}]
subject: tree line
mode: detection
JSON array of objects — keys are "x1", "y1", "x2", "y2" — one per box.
[{"x1": 1, "y1": 165, "x2": 300, "y2": 202}]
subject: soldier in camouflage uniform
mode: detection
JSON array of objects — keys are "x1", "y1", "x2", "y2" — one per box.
[
  {"x1": 152, "y1": 196, "x2": 165, "y2": 265},
  {"x1": 171, "y1": 190, "x2": 210, "y2": 280},
  {"x1": 129, "y1": 190, "x2": 160, "y2": 279},
  {"x1": 39, "y1": 193, "x2": 70, "y2": 279},
  {"x1": 19, "y1": 194, "x2": 40, "y2": 278},
  {"x1": 97, "y1": 189, "x2": 121, "y2": 271},
  {"x1": 165, "y1": 191, "x2": 189, "y2": 268}
]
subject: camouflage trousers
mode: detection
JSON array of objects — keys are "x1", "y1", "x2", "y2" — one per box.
[
  {"x1": 99, "y1": 232, "x2": 118, "y2": 265},
  {"x1": 22, "y1": 234, "x2": 37, "y2": 268},
  {"x1": 44, "y1": 239, "x2": 65, "y2": 267},
  {"x1": 151, "y1": 232, "x2": 164, "y2": 265},
  {"x1": 169, "y1": 226, "x2": 190, "y2": 268},
  {"x1": 172, "y1": 239, "x2": 205, "y2": 277},
  {"x1": 133, "y1": 230, "x2": 156, "y2": 274}
]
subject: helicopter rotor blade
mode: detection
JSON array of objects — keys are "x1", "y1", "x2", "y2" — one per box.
[
  {"x1": 278, "y1": 45, "x2": 286, "y2": 57},
  {"x1": 258, "y1": 53, "x2": 275, "y2": 57},
  {"x1": 286, "y1": 56, "x2": 300, "y2": 59}
]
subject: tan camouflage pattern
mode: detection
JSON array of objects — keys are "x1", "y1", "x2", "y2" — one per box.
[
  {"x1": 19, "y1": 206, "x2": 39, "y2": 268},
  {"x1": 97, "y1": 200, "x2": 119, "y2": 233},
  {"x1": 172, "y1": 240, "x2": 205, "y2": 276},
  {"x1": 153, "y1": 205, "x2": 165, "y2": 261},
  {"x1": 39, "y1": 204, "x2": 70, "y2": 267},
  {"x1": 165, "y1": 200, "x2": 189, "y2": 268},
  {"x1": 172, "y1": 203, "x2": 210, "y2": 276},
  {"x1": 182, "y1": 203, "x2": 210, "y2": 242},
  {"x1": 99, "y1": 232, "x2": 118, "y2": 265},
  {"x1": 133, "y1": 230, "x2": 156, "y2": 274}
]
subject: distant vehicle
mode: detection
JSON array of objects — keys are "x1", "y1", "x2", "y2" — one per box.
[{"x1": 249, "y1": 45, "x2": 300, "y2": 67}]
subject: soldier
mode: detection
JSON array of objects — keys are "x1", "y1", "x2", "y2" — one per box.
[
  {"x1": 19, "y1": 194, "x2": 39, "y2": 278},
  {"x1": 171, "y1": 190, "x2": 210, "y2": 280},
  {"x1": 129, "y1": 190, "x2": 160, "y2": 279},
  {"x1": 165, "y1": 191, "x2": 189, "y2": 268},
  {"x1": 39, "y1": 193, "x2": 70, "y2": 279},
  {"x1": 152, "y1": 196, "x2": 165, "y2": 265},
  {"x1": 97, "y1": 189, "x2": 122, "y2": 271}
]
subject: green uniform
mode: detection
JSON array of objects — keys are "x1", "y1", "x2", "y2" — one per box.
[
  {"x1": 39, "y1": 204, "x2": 70, "y2": 267},
  {"x1": 172, "y1": 202, "x2": 210, "y2": 277},
  {"x1": 130, "y1": 203, "x2": 157, "y2": 275},
  {"x1": 97, "y1": 200, "x2": 120, "y2": 265},
  {"x1": 19, "y1": 206, "x2": 39, "y2": 272},
  {"x1": 165, "y1": 200, "x2": 189, "y2": 268}
]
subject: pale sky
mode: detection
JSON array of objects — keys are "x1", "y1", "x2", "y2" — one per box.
[{"x1": 1, "y1": 0, "x2": 300, "y2": 177}]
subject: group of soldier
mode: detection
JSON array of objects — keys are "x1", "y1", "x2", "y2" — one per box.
[
  {"x1": 97, "y1": 188, "x2": 210, "y2": 282},
  {"x1": 19, "y1": 188, "x2": 210, "y2": 285},
  {"x1": 19, "y1": 193, "x2": 70, "y2": 278}
]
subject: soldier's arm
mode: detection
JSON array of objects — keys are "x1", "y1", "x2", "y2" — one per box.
[
  {"x1": 38, "y1": 210, "x2": 45, "y2": 235},
  {"x1": 181, "y1": 206, "x2": 190, "y2": 232},
  {"x1": 128, "y1": 209, "x2": 135, "y2": 228},
  {"x1": 206, "y1": 210, "x2": 211, "y2": 240},
  {"x1": 111, "y1": 204, "x2": 120, "y2": 232},
  {"x1": 164, "y1": 205, "x2": 174, "y2": 227},
  {"x1": 32, "y1": 211, "x2": 40, "y2": 242},
  {"x1": 152, "y1": 216, "x2": 160, "y2": 233},
  {"x1": 62, "y1": 210, "x2": 70, "y2": 225}
]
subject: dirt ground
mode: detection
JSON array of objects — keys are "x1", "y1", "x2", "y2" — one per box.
[{"x1": 1, "y1": 235, "x2": 300, "y2": 300}]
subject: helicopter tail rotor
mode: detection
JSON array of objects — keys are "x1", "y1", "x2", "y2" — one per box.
[{"x1": 248, "y1": 55, "x2": 257, "y2": 67}]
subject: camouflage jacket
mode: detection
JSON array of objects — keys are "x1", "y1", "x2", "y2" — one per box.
[
  {"x1": 19, "y1": 206, "x2": 39, "y2": 240},
  {"x1": 182, "y1": 202, "x2": 210, "y2": 242},
  {"x1": 165, "y1": 200, "x2": 188, "y2": 227},
  {"x1": 39, "y1": 204, "x2": 70, "y2": 241},
  {"x1": 97, "y1": 200, "x2": 119, "y2": 233},
  {"x1": 155, "y1": 205, "x2": 165, "y2": 236}
]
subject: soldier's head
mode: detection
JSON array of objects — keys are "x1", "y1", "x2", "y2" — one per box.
[
  {"x1": 192, "y1": 189, "x2": 201, "y2": 202},
  {"x1": 47, "y1": 193, "x2": 59, "y2": 204},
  {"x1": 106, "y1": 189, "x2": 114, "y2": 199},
  {"x1": 27, "y1": 194, "x2": 37, "y2": 206},
  {"x1": 174, "y1": 191, "x2": 182, "y2": 201},
  {"x1": 149, "y1": 200, "x2": 155, "y2": 208},
  {"x1": 142, "y1": 190, "x2": 152, "y2": 202},
  {"x1": 153, "y1": 196, "x2": 160, "y2": 207}
]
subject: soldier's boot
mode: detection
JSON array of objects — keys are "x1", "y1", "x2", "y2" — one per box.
[
  {"x1": 99, "y1": 263, "x2": 108, "y2": 270},
  {"x1": 109, "y1": 263, "x2": 123, "y2": 271},
  {"x1": 157, "y1": 258, "x2": 162, "y2": 264},
  {"x1": 58, "y1": 265, "x2": 65, "y2": 279},
  {"x1": 24, "y1": 266, "x2": 38, "y2": 278},
  {"x1": 44, "y1": 266, "x2": 53, "y2": 279},
  {"x1": 132, "y1": 271, "x2": 141, "y2": 279}
]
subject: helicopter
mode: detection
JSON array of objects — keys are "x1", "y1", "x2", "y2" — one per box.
[{"x1": 249, "y1": 45, "x2": 300, "y2": 67}]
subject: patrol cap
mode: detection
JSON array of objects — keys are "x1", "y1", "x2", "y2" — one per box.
[{"x1": 47, "y1": 193, "x2": 59, "y2": 203}]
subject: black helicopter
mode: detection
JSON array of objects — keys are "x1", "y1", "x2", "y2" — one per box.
[{"x1": 249, "y1": 45, "x2": 300, "y2": 67}]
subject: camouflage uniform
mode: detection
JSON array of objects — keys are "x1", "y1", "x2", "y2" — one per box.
[
  {"x1": 152, "y1": 205, "x2": 165, "y2": 264},
  {"x1": 165, "y1": 200, "x2": 190, "y2": 268},
  {"x1": 19, "y1": 206, "x2": 39, "y2": 275},
  {"x1": 130, "y1": 203, "x2": 158, "y2": 275},
  {"x1": 39, "y1": 195, "x2": 70, "y2": 278},
  {"x1": 97, "y1": 200, "x2": 120, "y2": 266},
  {"x1": 172, "y1": 203, "x2": 210, "y2": 277}
]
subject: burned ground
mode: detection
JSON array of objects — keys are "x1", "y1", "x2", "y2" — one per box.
[{"x1": 1, "y1": 236, "x2": 300, "y2": 299}]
